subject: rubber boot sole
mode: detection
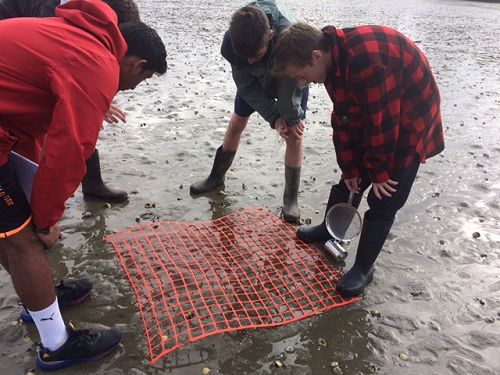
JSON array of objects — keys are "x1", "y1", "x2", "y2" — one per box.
[
  {"x1": 281, "y1": 211, "x2": 301, "y2": 224},
  {"x1": 189, "y1": 180, "x2": 224, "y2": 195}
]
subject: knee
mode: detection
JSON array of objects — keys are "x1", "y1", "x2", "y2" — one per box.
[
  {"x1": 228, "y1": 114, "x2": 248, "y2": 134},
  {"x1": 287, "y1": 132, "x2": 303, "y2": 144},
  {"x1": 285, "y1": 133, "x2": 303, "y2": 149},
  {"x1": 1, "y1": 230, "x2": 45, "y2": 260},
  {"x1": 366, "y1": 194, "x2": 398, "y2": 222}
]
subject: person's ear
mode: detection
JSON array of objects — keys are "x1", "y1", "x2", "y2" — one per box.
[
  {"x1": 131, "y1": 58, "x2": 148, "y2": 74},
  {"x1": 311, "y1": 50, "x2": 322, "y2": 64},
  {"x1": 121, "y1": 56, "x2": 146, "y2": 73},
  {"x1": 268, "y1": 29, "x2": 274, "y2": 41}
]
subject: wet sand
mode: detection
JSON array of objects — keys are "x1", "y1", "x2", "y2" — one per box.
[{"x1": 1, "y1": 0, "x2": 500, "y2": 374}]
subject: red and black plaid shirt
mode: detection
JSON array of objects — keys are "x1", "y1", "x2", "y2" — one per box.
[{"x1": 323, "y1": 25, "x2": 444, "y2": 183}]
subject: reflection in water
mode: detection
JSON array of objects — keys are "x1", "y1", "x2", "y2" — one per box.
[
  {"x1": 207, "y1": 190, "x2": 235, "y2": 221},
  {"x1": 219, "y1": 309, "x2": 375, "y2": 374}
]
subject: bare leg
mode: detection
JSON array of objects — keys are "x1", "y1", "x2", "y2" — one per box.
[
  {"x1": 0, "y1": 249, "x2": 9, "y2": 273},
  {"x1": 284, "y1": 130, "x2": 303, "y2": 168},
  {"x1": 0, "y1": 226, "x2": 55, "y2": 311},
  {"x1": 222, "y1": 113, "x2": 250, "y2": 152}
]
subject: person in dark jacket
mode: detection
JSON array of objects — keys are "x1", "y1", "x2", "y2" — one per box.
[
  {"x1": 274, "y1": 22, "x2": 444, "y2": 297},
  {"x1": 189, "y1": 0, "x2": 308, "y2": 223},
  {"x1": 0, "y1": 0, "x2": 141, "y2": 202},
  {"x1": 0, "y1": 1, "x2": 167, "y2": 369}
]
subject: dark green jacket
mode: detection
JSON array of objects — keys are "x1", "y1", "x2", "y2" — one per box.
[{"x1": 221, "y1": 0, "x2": 305, "y2": 127}]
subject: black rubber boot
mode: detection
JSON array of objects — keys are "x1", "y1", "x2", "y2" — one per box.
[
  {"x1": 282, "y1": 166, "x2": 301, "y2": 223},
  {"x1": 82, "y1": 149, "x2": 128, "y2": 202},
  {"x1": 336, "y1": 217, "x2": 394, "y2": 298},
  {"x1": 297, "y1": 185, "x2": 359, "y2": 242},
  {"x1": 190, "y1": 146, "x2": 236, "y2": 195}
]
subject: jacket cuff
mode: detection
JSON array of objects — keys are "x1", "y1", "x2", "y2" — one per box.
[
  {"x1": 32, "y1": 214, "x2": 57, "y2": 230},
  {"x1": 342, "y1": 169, "x2": 361, "y2": 180},
  {"x1": 370, "y1": 170, "x2": 391, "y2": 183}
]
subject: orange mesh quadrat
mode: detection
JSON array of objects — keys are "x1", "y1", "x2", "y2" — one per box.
[{"x1": 106, "y1": 207, "x2": 359, "y2": 364}]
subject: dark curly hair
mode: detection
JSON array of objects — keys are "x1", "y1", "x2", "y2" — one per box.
[
  {"x1": 119, "y1": 21, "x2": 167, "y2": 75},
  {"x1": 102, "y1": 0, "x2": 140, "y2": 24}
]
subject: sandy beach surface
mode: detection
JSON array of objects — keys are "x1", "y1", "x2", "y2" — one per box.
[{"x1": 1, "y1": 0, "x2": 499, "y2": 374}]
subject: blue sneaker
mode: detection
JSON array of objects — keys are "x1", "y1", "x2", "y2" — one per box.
[
  {"x1": 36, "y1": 323, "x2": 122, "y2": 371},
  {"x1": 20, "y1": 279, "x2": 93, "y2": 323}
]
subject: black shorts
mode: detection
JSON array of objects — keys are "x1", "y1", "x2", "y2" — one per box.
[
  {"x1": 234, "y1": 86, "x2": 310, "y2": 119},
  {"x1": 0, "y1": 160, "x2": 31, "y2": 238}
]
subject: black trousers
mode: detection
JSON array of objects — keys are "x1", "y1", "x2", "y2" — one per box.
[{"x1": 334, "y1": 156, "x2": 421, "y2": 223}]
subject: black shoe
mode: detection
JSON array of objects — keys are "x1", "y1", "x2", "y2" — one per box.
[
  {"x1": 336, "y1": 264, "x2": 374, "y2": 298},
  {"x1": 36, "y1": 323, "x2": 122, "y2": 371},
  {"x1": 20, "y1": 279, "x2": 93, "y2": 323}
]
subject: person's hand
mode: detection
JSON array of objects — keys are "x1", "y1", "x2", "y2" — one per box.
[
  {"x1": 34, "y1": 224, "x2": 61, "y2": 250},
  {"x1": 104, "y1": 104, "x2": 126, "y2": 124},
  {"x1": 288, "y1": 120, "x2": 305, "y2": 139},
  {"x1": 372, "y1": 179, "x2": 398, "y2": 199},
  {"x1": 275, "y1": 119, "x2": 305, "y2": 140},
  {"x1": 344, "y1": 177, "x2": 361, "y2": 194},
  {"x1": 275, "y1": 118, "x2": 288, "y2": 139}
]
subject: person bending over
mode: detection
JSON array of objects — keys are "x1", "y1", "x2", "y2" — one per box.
[
  {"x1": 274, "y1": 22, "x2": 444, "y2": 297},
  {"x1": 0, "y1": 0, "x2": 142, "y2": 202},
  {"x1": 0, "y1": 0, "x2": 167, "y2": 370},
  {"x1": 190, "y1": 0, "x2": 308, "y2": 223}
]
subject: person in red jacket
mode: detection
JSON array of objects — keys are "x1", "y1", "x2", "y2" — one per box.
[
  {"x1": 273, "y1": 23, "x2": 444, "y2": 297},
  {"x1": 0, "y1": 0, "x2": 141, "y2": 202},
  {"x1": 1, "y1": 0, "x2": 141, "y2": 331},
  {"x1": 0, "y1": 0, "x2": 167, "y2": 370}
]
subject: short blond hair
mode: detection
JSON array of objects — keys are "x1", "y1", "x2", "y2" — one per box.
[{"x1": 274, "y1": 23, "x2": 329, "y2": 75}]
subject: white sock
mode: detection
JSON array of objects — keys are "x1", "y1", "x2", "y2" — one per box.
[{"x1": 28, "y1": 298, "x2": 68, "y2": 351}]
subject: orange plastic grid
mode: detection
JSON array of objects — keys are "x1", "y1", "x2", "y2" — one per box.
[{"x1": 106, "y1": 207, "x2": 359, "y2": 364}]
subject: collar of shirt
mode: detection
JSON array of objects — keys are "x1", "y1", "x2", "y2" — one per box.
[
  {"x1": 321, "y1": 26, "x2": 344, "y2": 83},
  {"x1": 322, "y1": 26, "x2": 349, "y2": 104}
]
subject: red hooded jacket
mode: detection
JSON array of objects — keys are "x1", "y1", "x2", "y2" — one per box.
[{"x1": 0, "y1": 0, "x2": 127, "y2": 228}]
